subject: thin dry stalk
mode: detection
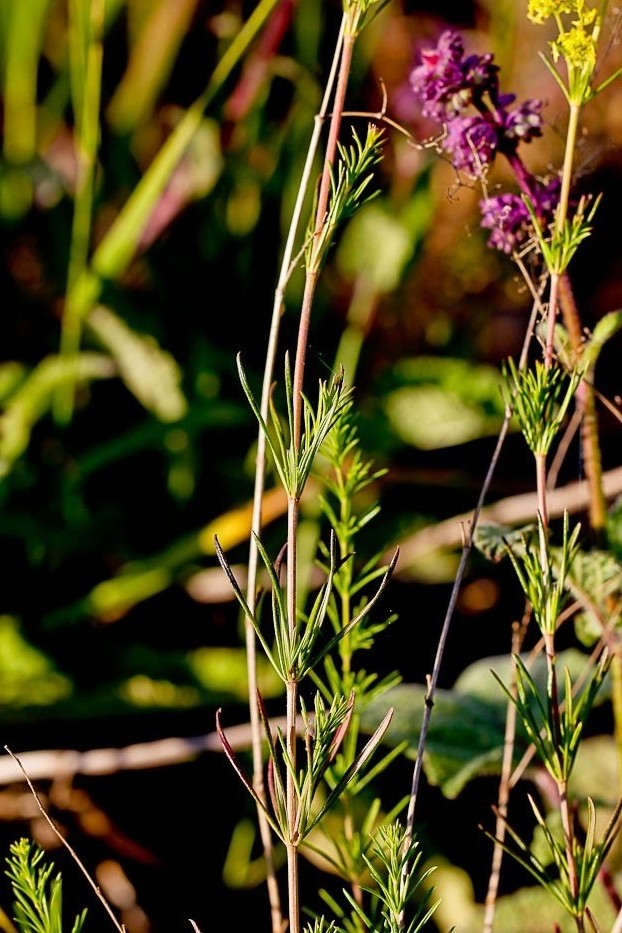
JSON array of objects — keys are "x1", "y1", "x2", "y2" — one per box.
[
  {"x1": 483, "y1": 606, "x2": 532, "y2": 933},
  {"x1": 243, "y1": 19, "x2": 346, "y2": 933},
  {"x1": 5, "y1": 747, "x2": 126, "y2": 933},
  {"x1": 404, "y1": 288, "x2": 542, "y2": 846}
]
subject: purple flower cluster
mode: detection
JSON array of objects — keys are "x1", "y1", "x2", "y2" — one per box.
[
  {"x1": 408, "y1": 29, "x2": 557, "y2": 253},
  {"x1": 480, "y1": 177, "x2": 560, "y2": 254},
  {"x1": 410, "y1": 30, "x2": 504, "y2": 124}
]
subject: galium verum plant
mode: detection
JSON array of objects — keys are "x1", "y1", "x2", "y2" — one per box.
[{"x1": 214, "y1": 3, "x2": 438, "y2": 930}]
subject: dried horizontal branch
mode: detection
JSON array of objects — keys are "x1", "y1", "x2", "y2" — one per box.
[
  {"x1": 0, "y1": 717, "x2": 294, "y2": 786},
  {"x1": 393, "y1": 464, "x2": 622, "y2": 572}
]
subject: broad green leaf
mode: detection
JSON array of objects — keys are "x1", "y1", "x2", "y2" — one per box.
[
  {"x1": 87, "y1": 305, "x2": 188, "y2": 421},
  {"x1": 569, "y1": 735, "x2": 619, "y2": 817},
  {"x1": 607, "y1": 495, "x2": 622, "y2": 561},
  {"x1": 382, "y1": 357, "x2": 507, "y2": 450},
  {"x1": 336, "y1": 191, "x2": 432, "y2": 294},
  {"x1": 119, "y1": 675, "x2": 199, "y2": 709},
  {"x1": 474, "y1": 521, "x2": 536, "y2": 562},
  {"x1": 564, "y1": 547, "x2": 622, "y2": 646},
  {"x1": 475, "y1": 522, "x2": 622, "y2": 647},
  {"x1": 0, "y1": 616, "x2": 72, "y2": 706},
  {"x1": 361, "y1": 649, "x2": 605, "y2": 799},
  {"x1": 361, "y1": 682, "x2": 507, "y2": 798},
  {"x1": 454, "y1": 649, "x2": 609, "y2": 705},
  {"x1": 431, "y1": 857, "x2": 616, "y2": 932},
  {"x1": 188, "y1": 647, "x2": 283, "y2": 701}
]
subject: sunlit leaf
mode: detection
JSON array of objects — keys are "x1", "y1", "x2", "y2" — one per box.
[
  {"x1": 0, "y1": 354, "x2": 115, "y2": 476},
  {"x1": 361, "y1": 649, "x2": 603, "y2": 799},
  {"x1": 382, "y1": 357, "x2": 506, "y2": 450},
  {"x1": 0, "y1": 0, "x2": 51, "y2": 216},
  {"x1": 474, "y1": 521, "x2": 535, "y2": 562},
  {"x1": 87, "y1": 305, "x2": 188, "y2": 421},
  {"x1": 188, "y1": 647, "x2": 283, "y2": 701},
  {"x1": 430, "y1": 857, "x2": 614, "y2": 932},
  {"x1": 336, "y1": 195, "x2": 431, "y2": 294},
  {"x1": 119, "y1": 675, "x2": 199, "y2": 709},
  {"x1": 564, "y1": 547, "x2": 622, "y2": 646},
  {"x1": 0, "y1": 616, "x2": 72, "y2": 707}
]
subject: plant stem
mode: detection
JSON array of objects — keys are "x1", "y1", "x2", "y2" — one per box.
[
  {"x1": 405, "y1": 418, "x2": 511, "y2": 837},
  {"x1": 292, "y1": 28, "x2": 355, "y2": 447},
  {"x1": 536, "y1": 452, "x2": 549, "y2": 535},
  {"x1": 558, "y1": 104, "x2": 581, "y2": 235},
  {"x1": 285, "y1": 493, "x2": 300, "y2": 933},
  {"x1": 243, "y1": 20, "x2": 346, "y2": 932},
  {"x1": 281, "y1": 24, "x2": 358, "y2": 929},
  {"x1": 544, "y1": 272, "x2": 560, "y2": 368},
  {"x1": 543, "y1": 630, "x2": 582, "y2": 921},
  {"x1": 483, "y1": 608, "x2": 531, "y2": 933},
  {"x1": 404, "y1": 289, "x2": 541, "y2": 847}
]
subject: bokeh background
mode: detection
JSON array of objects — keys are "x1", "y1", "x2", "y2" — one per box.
[{"x1": 1, "y1": 0, "x2": 622, "y2": 930}]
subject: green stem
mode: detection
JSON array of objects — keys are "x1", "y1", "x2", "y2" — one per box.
[
  {"x1": 55, "y1": 0, "x2": 105, "y2": 425},
  {"x1": 536, "y1": 452, "x2": 549, "y2": 569},
  {"x1": 557, "y1": 103, "x2": 581, "y2": 236},
  {"x1": 286, "y1": 494, "x2": 300, "y2": 933},
  {"x1": 483, "y1": 610, "x2": 531, "y2": 932},
  {"x1": 243, "y1": 19, "x2": 346, "y2": 933},
  {"x1": 544, "y1": 632, "x2": 581, "y2": 915}
]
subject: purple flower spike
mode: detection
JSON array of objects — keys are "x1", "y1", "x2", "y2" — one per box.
[
  {"x1": 443, "y1": 116, "x2": 499, "y2": 178},
  {"x1": 533, "y1": 175, "x2": 561, "y2": 214},
  {"x1": 480, "y1": 176, "x2": 561, "y2": 254},
  {"x1": 410, "y1": 30, "x2": 469, "y2": 121},
  {"x1": 407, "y1": 29, "x2": 557, "y2": 257},
  {"x1": 462, "y1": 53, "x2": 502, "y2": 104},
  {"x1": 502, "y1": 100, "x2": 543, "y2": 144},
  {"x1": 480, "y1": 193, "x2": 530, "y2": 254},
  {"x1": 408, "y1": 30, "x2": 545, "y2": 168}
]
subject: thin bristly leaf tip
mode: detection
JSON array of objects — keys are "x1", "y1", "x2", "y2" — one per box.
[{"x1": 214, "y1": 535, "x2": 242, "y2": 590}]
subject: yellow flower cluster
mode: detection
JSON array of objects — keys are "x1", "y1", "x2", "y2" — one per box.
[
  {"x1": 552, "y1": 20, "x2": 597, "y2": 68},
  {"x1": 527, "y1": 0, "x2": 577, "y2": 24},
  {"x1": 528, "y1": 0, "x2": 598, "y2": 74}
]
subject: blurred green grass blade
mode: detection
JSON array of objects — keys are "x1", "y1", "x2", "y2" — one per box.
[
  {"x1": 92, "y1": 0, "x2": 281, "y2": 281},
  {"x1": 1, "y1": 0, "x2": 51, "y2": 164},
  {"x1": 56, "y1": 0, "x2": 106, "y2": 424},
  {"x1": 67, "y1": 0, "x2": 89, "y2": 126},
  {"x1": 56, "y1": 0, "x2": 280, "y2": 424},
  {"x1": 0, "y1": 0, "x2": 51, "y2": 217},
  {"x1": 107, "y1": 0, "x2": 200, "y2": 134}
]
